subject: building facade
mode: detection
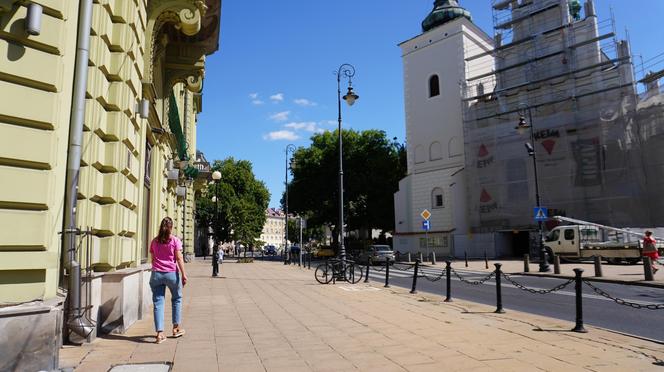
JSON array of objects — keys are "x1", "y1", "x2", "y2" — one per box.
[
  {"x1": 260, "y1": 208, "x2": 288, "y2": 249},
  {"x1": 395, "y1": 0, "x2": 664, "y2": 260},
  {"x1": 393, "y1": 0, "x2": 494, "y2": 256},
  {"x1": 0, "y1": 1, "x2": 221, "y2": 370}
]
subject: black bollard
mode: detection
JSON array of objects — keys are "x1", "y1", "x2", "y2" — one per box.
[
  {"x1": 465, "y1": 251, "x2": 468, "y2": 267},
  {"x1": 593, "y1": 255, "x2": 602, "y2": 277},
  {"x1": 444, "y1": 260, "x2": 452, "y2": 302},
  {"x1": 553, "y1": 255, "x2": 561, "y2": 274},
  {"x1": 643, "y1": 256, "x2": 654, "y2": 281},
  {"x1": 384, "y1": 258, "x2": 391, "y2": 288},
  {"x1": 572, "y1": 268, "x2": 587, "y2": 333},
  {"x1": 364, "y1": 259, "x2": 370, "y2": 283},
  {"x1": 396, "y1": 251, "x2": 401, "y2": 262},
  {"x1": 484, "y1": 251, "x2": 489, "y2": 269},
  {"x1": 523, "y1": 254, "x2": 530, "y2": 273},
  {"x1": 494, "y1": 263, "x2": 505, "y2": 313},
  {"x1": 410, "y1": 259, "x2": 420, "y2": 294}
]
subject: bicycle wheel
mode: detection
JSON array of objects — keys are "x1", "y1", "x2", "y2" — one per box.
[
  {"x1": 345, "y1": 263, "x2": 364, "y2": 284},
  {"x1": 315, "y1": 263, "x2": 334, "y2": 284}
]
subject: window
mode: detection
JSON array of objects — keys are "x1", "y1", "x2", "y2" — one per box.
[
  {"x1": 432, "y1": 188, "x2": 444, "y2": 208},
  {"x1": 429, "y1": 75, "x2": 440, "y2": 97},
  {"x1": 564, "y1": 229, "x2": 575, "y2": 240},
  {"x1": 429, "y1": 141, "x2": 442, "y2": 161}
]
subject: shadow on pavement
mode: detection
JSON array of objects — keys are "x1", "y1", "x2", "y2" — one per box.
[{"x1": 99, "y1": 334, "x2": 155, "y2": 344}]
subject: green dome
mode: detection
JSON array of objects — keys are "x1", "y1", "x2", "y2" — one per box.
[{"x1": 422, "y1": 0, "x2": 472, "y2": 32}]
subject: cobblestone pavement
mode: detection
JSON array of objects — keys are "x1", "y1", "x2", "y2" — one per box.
[{"x1": 60, "y1": 260, "x2": 664, "y2": 371}]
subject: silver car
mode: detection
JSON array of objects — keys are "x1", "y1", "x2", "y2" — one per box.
[{"x1": 360, "y1": 245, "x2": 395, "y2": 264}]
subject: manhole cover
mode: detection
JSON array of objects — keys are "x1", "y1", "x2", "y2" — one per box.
[{"x1": 109, "y1": 363, "x2": 171, "y2": 372}]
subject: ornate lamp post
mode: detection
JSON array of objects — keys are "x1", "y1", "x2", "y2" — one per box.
[
  {"x1": 335, "y1": 64, "x2": 359, "y2": 262},
  {"x1": 211, "y1": 170, "x2": 222, "y2": 276},
  {"x1": 284, "y1": 144, "x2": 296, "y2": 265},
  {"x1": 515, "y1": 106, "x2": 550, "y2": 273}
]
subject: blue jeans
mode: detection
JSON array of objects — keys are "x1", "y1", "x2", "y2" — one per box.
[{"x1": 150, "y1": 271, "x2": 182, "y2": 332}]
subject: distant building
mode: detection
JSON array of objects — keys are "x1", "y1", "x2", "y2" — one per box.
[{"x1": 260, "y1": 208, "x2": 291, "y2": 249}]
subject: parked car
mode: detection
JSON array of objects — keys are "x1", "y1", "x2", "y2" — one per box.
[
  {"x1": 357, "y1": 245, "x2": 395, "y2": 265},
  {"x1": 264, "y1": 245, "x2": 277, "y2": 256},
  {"x1": 313, "y1": 246, "x2": 335, "y2": 258}
]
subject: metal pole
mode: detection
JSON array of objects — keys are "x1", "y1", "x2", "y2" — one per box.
[
  {"x1": 364, "y1": 259, "x2": 370, "y2": 283},
  {"x1": 336, "y1": 64, "x2": 355, "y2": 264},
  {"x1": 527, "y1": 108, "x2": 550, "y2": 273},
  {"x1": 284, "y1": 145, "x2": 293, "y2": 265},
  {"x1": 410, "y1": 259, "x2": 420, "y2": 294},
  {"x1": 572, "y1": 268, "x2": 587, "y2": 333},
  {"x1": 494, "y1": 263, "x2": 505, "y2": 313},
  {"x1": 337, "y1": 68, "x2": 345, "y2": 264},
  {"x1": 299, "y1": 217, "x2": 303, "y2": 267},
  {"x1": 212, "y1": 182, "x2": 219, "y2": 277},
  {"x1": 444, "y1": 260, "x2": 452, "y2": 302},
  {"x1": 384, "y1": 258, "x2": 390, "y2": 288}
]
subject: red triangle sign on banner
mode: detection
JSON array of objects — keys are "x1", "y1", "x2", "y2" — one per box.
[
  {"x1": 541, "y1": 139, "x2": 556, "y2": 155},
  {"x1": 478, "y1": 144, "x2": 489, "y2": 157},
  {"x1": 480, "y1": 189, "x2": 492, "y2": 203}
]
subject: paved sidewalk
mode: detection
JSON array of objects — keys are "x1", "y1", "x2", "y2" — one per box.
[{"x1": 60, "y1": 260, "x2": 664, "y2": 371}]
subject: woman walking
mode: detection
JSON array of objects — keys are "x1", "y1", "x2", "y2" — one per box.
[
  {"x1": 150, "y1": 217, "x2": 188, "y2": 343},
  {"x1": 643, "y1": 230, "x2": 660, "y2": 274}
]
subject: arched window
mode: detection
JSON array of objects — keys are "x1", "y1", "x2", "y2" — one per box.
[
  {"x1": 429, "y1": 141, "x2": 442, "y2": 161},
  {"x1": 432, "y1": 188, "x2": 444, "y2": 209},
  {"x1": 429, "y1": 75, "x2": 440, "y2": 98},
  {"x1": 415, "y1": 145, "x2": 426, "y2": 164},
  {"x1": 448, "y1": 137, "x2": 462, "y2": 157}
]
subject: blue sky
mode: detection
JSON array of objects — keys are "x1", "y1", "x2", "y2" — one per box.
[{"x1": 196, "y1": 0, "x2": 664, "y2": 208}]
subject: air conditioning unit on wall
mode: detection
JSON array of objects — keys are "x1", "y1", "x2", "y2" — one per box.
[
  {"x1": 167, "y1": 169, "x2": 179, "y2": 181},
  {"x1": 176, "y1": 186, "x2": 186, "y2": 197}
]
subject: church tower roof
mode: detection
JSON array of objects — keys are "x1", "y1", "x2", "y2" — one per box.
[{"x1": 421, "y1": 0, "x2": 472, "y2": 32}]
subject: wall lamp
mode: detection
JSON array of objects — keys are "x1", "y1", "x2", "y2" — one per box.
[
  {"x1": 26, "y1": 3, "x2": 42, "y2": 36},
  {"x1": 135, "y1": 99, "x2": 149, "y2": 119}
]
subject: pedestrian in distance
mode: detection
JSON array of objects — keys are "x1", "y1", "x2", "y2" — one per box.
[
  {"x1": 149, "y1": 217, "x2": 188, "y2": 344},
  {"x1": 643, "y1": 230, "x2": 660, "y2": 274},
  {"x1": 218, "y1": 247, "x2": 224, "y2": 269}
]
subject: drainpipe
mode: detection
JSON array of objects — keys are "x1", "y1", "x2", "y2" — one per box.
[
  {"x1": 183, "y1": 90, "x2": 190, "y2": 262},
  {"x1": 62, "y1": 0, "x2": 95, "y2": 339}
]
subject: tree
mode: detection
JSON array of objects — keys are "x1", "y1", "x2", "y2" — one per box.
[
  {"x1": 286, "y1": 129, "x2": 406, "y2": 240},
  {"x1": 195, "y1": 158, "x2": 270, "y2": 249}
]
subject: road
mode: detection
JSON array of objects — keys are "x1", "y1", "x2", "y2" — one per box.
[{"x1": 363, "y1": 263, "x2": 664, "y2": 342}]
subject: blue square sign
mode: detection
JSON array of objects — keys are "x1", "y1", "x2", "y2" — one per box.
[
  {"x1": 422, "y1": 220, "x2": 431, "y2": 231},
  {"x1": 534, "y1": 207, "x2": 548, "y2": 222}
]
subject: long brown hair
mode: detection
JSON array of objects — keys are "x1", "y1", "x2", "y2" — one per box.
[{"x1": 157, "y1": 217, "x2": 173, "y2": 244}]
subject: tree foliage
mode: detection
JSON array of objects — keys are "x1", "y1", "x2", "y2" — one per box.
[
  {"x1": 287, "y1": 129, "x2": 406, "y2": 236},
  {"x1": 195, "y1": 158, "x2": 270, "y2": 248}
]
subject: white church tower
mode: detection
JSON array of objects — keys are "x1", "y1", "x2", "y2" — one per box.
[{"x1": 393, "y1": 0, "x2": 494, "y2": 256}]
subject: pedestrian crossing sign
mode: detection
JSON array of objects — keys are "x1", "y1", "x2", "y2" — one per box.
[{"x1": 534, "y1": 207, "x2": 548, "y2": 221}]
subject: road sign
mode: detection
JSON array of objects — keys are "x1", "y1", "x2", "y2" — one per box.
[
  {"x1": 421, "y1": 209, "x2": 431, "y2": 220},
  {"x1": 534, "y1": 207, "x2": 548, "y2": 221},
  {"x1": 422, "y1": 220, "x2": 431, "y2": 231}
]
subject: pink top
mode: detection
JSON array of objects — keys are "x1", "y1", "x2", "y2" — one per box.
[{"x1": 150, "y1": 236, "x2": 182, "y2": 272}]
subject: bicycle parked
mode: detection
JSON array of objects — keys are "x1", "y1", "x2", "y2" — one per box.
[{"x1": 315, "y1": 258, "x2": 364, "y2": 284}]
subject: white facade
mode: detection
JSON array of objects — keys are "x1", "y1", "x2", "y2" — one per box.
[
  {"x1": 260, "y1": 208, "x2": 289, "y2": 249},
  {"x1": 393, "y1": 5, "x2": 494, "y2": 256}
]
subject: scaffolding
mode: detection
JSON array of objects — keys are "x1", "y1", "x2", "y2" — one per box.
[{"x1": 461, "y1": 0, "x2": 664, "y2": 232}]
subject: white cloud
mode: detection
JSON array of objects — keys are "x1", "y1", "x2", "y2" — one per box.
[
  {"x1": 263, "y1": 130, "x2": 300, "y2": 141},
  {"x1": 284, "y1": 122, "x2": 326, "y2": 133},
  {"x1": 249, "y1": 93, "x2": 259, "y2": 99},
  {"x1": 252, "y1": 100, "x2": 265, "y2": 105},
  {"x1": 269, "y1": 111, "x2": 290, "y2": 122},
  {"x1": 270, "y1": 93, "x2": 285, "y2": 102},
  {"x1": 320, "y1": 120, "x2": 337, "y2": 126},
  {"x1": 294, "y1": 98, "x2": 318, "y2": 107}
]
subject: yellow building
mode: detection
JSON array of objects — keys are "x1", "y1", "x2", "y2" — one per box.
[{"x1": 0, "y1": 1, "x2": 220, "y2": 370}]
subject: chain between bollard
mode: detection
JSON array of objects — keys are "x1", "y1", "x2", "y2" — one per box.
[
  {"x1": 501, "y1": 273, "x2": 575, "y2": 294},
  {"x1": 583, "y1": 280, "x2": 664, "y2": 310},
  {"x1": 450, "y1": 267, "x2": 495, "y2": 285}
]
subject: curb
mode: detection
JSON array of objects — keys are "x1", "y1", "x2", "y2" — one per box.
[{"x1": 516, "y1": 271, "x2": 664, "y2": 289}]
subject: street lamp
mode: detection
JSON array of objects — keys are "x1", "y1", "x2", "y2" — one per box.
[
  {"x1": 284, "y1": 144, "x2": 296, "y2": 265},
  {"x1": 515, "y1": 106, "x2": 550, "y2": 272},
  {"x1": 211, "y1": 170, "x2": 222, "y2": 277},
  {"x1": 336, "y1": 63, "x2": 359, "y2": 263}
]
